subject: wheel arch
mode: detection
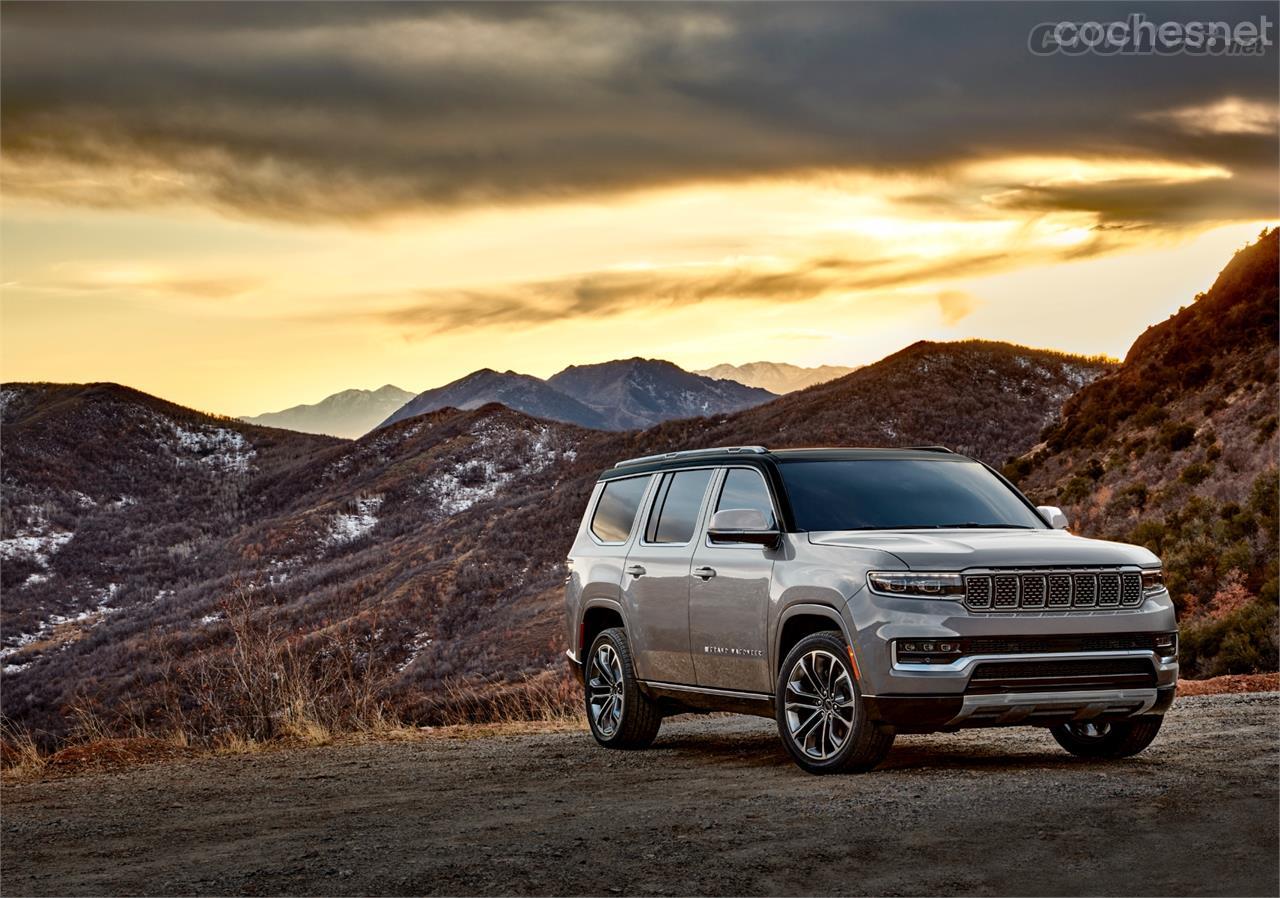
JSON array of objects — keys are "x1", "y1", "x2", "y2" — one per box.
[
  {"x1": 580, "y1": 600, "x2": 627, "y2": 658},
  {"x1": 774, "y1": 604, "x2": 853, "y2": 686}
]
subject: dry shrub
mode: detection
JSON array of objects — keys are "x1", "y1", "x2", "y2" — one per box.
[
  {"x1": 0, "y1": 718, "x2": 47, "y2": 778},
  {"x1": 1206, "y1": 569, "x2": 1256, "y2": 621},
  {"x1": 432, "y1": 668, "x2": 584, "y2": 726},
  {"x1": 159, "y1": 585, "x2": 397, "y2": 748}
]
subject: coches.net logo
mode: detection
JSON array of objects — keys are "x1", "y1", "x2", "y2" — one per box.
[{"x1": 1029, "y1": 13, "x2": 1274, "y2": 56}]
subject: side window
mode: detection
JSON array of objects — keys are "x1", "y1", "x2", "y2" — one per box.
[
  {"x1": 590, "y1": 475, "x2": 650, "y2": 543},
  {"x1": 646, "y1": 469, "x2": 715, "y2": 544},
  {"x1": 716, "y1": 468, "x2": 775, "y2": 522}
]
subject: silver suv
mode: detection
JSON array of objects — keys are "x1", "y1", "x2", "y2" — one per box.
[{"x1": 564, "y1": 446, "x2": 1177, "y2": 773}]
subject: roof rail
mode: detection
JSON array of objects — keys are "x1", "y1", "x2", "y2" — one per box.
[
  {"x1": 614, "y1": 445, "x2": 768, "y2": 469},
  {"x1": 905, "y1": 445, "x2": 955, "y2": 453}
]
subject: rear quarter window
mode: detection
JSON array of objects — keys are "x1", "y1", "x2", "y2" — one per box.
[{"x1": 590, "y1": 475, "x2": 650, "y2": 542}]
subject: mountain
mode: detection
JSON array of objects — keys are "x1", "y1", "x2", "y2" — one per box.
[
  {"x1": 380, "y1": 359, "x2": 777, "y2": 432},
  {"x1": 1008, "y1": 228, "x2": 1279, "y2": 677},
  {"x1": 0, "y1": 340, "x2": 1111, "y2": 742},
  {"x1": 241, "y1": 385, "x2": 414, "y2": 438},
  {"x1": 547, "y1": 358, "x2": 776, "y2": 430},
  {"x1": 695, "y1": 361, "x2": 856, "y2": 394},
  {"x1": 378, "y1": 369, "x2": 609, "y2": 431},
  {"x1": 0, "y1": 383, "x2": 341, "y2": 677},
  {"x1": 672, "y1": 341, "x2": 1112, "y2": 462}
]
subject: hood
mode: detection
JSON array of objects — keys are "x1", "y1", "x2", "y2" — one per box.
[{"x1": 807, "y1": 528, "x2": 1158, "y2": 570}]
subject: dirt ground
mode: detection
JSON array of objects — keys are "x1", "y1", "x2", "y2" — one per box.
[{"x1": 3, "y1": 692, "x2": 1277, "y2": 897}]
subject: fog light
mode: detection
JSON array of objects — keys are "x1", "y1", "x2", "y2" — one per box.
[
  {"x1": 1154, "y1": 632, "x2": 1178, "y2": 657},
  {"x1": 895, "y1": 639, "x2": 964, "y2": 664}
]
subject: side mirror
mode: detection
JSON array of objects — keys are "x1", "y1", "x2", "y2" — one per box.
[
  {"x1": 1037, "y1": 505, "x2": 1069, "y2": 530},
  {"x1": 708, "y1": 508, "x2": 781, "y2": 547}
]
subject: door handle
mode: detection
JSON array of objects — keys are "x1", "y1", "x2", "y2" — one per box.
[
  {"x1": 693, "y1": 566, "x2": 717, "y2": 580},
  {"x1": 626, "y1": 564, "x2": 646, "y2": 578}
]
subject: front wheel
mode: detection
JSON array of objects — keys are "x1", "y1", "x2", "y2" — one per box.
[
  {"x1": 775, "y1": 632, "x2": 894, "y2": 774},
  {"x1": 584, "y1": 628, "x2": 661, "y2": 749},
  {"x1": 1050, "y1": 716, "x2": 1164, "y2": 759}
]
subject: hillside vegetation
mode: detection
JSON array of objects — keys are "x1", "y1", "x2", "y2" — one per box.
[
  {"x1": 1010, "y1": 228, "x2": 1279, "y2": 677},
  {"x1": 1, "y1": 343, "x2": 1107, "y2": 747}
]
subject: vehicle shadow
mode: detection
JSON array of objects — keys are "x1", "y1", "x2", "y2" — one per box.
[{"x1": 647, "y1": 724, "x2": 1158, "y2": 773}]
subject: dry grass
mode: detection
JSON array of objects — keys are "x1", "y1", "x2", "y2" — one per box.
[
  {"x1": 0, "y1": 720, "x2": 48, "y2": 780},
  {"x1": 431, "y1": 668, "x2": 585, "y2": 727}
]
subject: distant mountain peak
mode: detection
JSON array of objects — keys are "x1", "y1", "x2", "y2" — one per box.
[
  {"x1": 547, "y1": 358, "x2": 776, "y2": 430},
  {"x1": 695, "y1": 361, "x2": 857, "y2": 394},
  {"x1": 241, "y1": 384, "x2": 416, "y2": 439}
]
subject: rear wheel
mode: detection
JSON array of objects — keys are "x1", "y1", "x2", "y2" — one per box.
[
  {"x1": 585, "y1": 628, "x2": 661, "y2": 749},
  {"x1": 1050, "y1": 716, "x2": 1163, "y2": 759},
  {"x1": 775, "y1": 632, "x2": 894, "y2": 774}
]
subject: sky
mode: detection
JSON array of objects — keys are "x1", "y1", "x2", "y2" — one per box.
[{"x1": 1, "y1": 2, "x2": 1276, "y2": 416}]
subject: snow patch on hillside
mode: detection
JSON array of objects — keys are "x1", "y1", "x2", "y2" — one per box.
[
  {"x1": 396, "y1": 630, "x2": 434, "y2": 673},
  {"x1": 418, "y1": 423, "x2": 575, "y2": 517},
  {"x1": 1, "y1": 585, "x2": 120, "y2": 673},
  {"x1": 172, "y1": 423, "x2": 257, "y2": 473},
  {"x1": 0, "y1": 529, "x2": 73, "y2": 568},
  {"x1": 326, "y1": 496, "x2": 383, "y2": 545}
]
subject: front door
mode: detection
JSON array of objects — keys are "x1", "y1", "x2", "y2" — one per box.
[
  {"x1": 621, "y1": 467, "x2": 716, "y2": 685},
  {"x1": 689, "y1": 467, "x2": 778, "y2": 694}
]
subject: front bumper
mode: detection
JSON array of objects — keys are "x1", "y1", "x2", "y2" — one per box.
[
  {"x1": 849, "y1": 586, "x2": 1179, "y2": 731},
  {"x1": 866, "y1": 685, "x2": 1176, "y2": 732}
]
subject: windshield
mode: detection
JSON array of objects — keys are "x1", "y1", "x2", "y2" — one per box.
[{"x1": 777, "y1": 459, "x2": 1046, "y2": 531}]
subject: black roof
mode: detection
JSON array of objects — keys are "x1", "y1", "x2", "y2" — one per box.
[{"x1": 598, "y1": 445, "x2": 971, "y2": 481}]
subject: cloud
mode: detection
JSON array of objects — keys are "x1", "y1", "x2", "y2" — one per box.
[
  {"x1": 358, "y1": 244, "x2": 1084, "y2": 336},
  {"x1": 1147, "y1": 97, "x2": 1279, "y2": 136},
  {"x1": 1, "y1": 3, "x2": 1274, "y2": 227},
  {"x1": 14, "y1": 268, "x2": 261, "y2": 299},
  {"x1": 936, "y1": 290, "x2": 980, "y2": 325}
]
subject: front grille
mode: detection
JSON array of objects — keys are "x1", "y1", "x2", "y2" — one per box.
[
  {"x1": 968, "y1": 658, "x2": 1157, "y2": 693},
  {"x1": 964, "y1": 570, "x2": 1144, "y2": 612}
]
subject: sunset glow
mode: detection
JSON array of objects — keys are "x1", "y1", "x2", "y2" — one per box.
[{"x1": 1, "y1": 3, "x2": 1275, "y2": 415}]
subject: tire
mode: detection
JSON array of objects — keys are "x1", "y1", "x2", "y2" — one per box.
[
  {"x1": 1050, "y1": 716, "x2": 1164, "y2": 759},
  {"x1": 584, "y1": 628, "x2": 661, "y2": 749},
  {"x1": 775, "y1": 631, "x2": 894, "y2": 774}
]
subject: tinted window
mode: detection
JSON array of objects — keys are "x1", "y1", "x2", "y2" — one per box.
[
  {"x1": 591, "y1": 476, "x2": 650, "y2": 542},
  {"x1": 778, "y1": 459, "x2": 1045, "y2": 531},
  {"x1": 648, "y1": 469, "x2": 714, "y2": 544},
  {"x1": 716, "y1": 468, "x2": 775, "y2": 523}
]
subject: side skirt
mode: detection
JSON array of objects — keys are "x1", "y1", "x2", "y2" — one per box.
[{"x1": 639, "y1": 680, "x2": 776, "y2": 719}]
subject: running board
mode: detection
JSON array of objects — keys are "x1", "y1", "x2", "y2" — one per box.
[{"x1": 639, "y1": 680, "x2": 775, "y2": 718}]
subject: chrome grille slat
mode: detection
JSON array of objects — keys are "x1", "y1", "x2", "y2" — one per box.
[{"x1": 964, "y1": 569, "x2": 1146, "y2": 612}]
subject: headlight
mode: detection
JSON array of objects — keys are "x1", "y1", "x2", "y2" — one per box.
[
  {"x1": 1141, "y1": 568, "x2": 1165, "y2": 594},
  {"x1": 867, "y1": 572, "x2": 965, "y2": 599}
]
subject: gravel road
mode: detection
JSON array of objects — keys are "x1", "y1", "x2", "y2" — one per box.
[{"x1": 3, "y1": 693, "x2": 1277, "y2": 897}]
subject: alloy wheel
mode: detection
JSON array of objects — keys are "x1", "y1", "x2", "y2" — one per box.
[
  {"x1": 587, "y1": 642, "x2": 625, "y2": 737},
  {"x1": 784, "y1": 649, "x2": 856, "y2": 761}
]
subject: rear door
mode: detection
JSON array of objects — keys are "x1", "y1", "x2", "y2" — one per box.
[
  {"x1": 689, "y1": 467, "x2": 779, "y2": 694},
  {"x1": 621, "y1": 467, "x2": 716, "y2": 685}
]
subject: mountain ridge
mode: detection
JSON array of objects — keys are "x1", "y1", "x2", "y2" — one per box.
[
  {"x1": 695, "y1": 361, "x2": 856, "y2": 393},
  {"x1": 241, "y1": 384, "x2": 414, "y2": 439},
  {"x1": 381, "y1": 359, "x2": 777, "y2": 433}
]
